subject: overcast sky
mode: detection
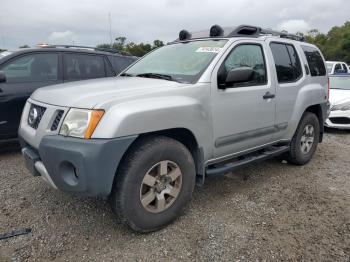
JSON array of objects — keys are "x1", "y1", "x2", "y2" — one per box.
[{"x1": 0, "y1": 0, "x2": 349, "y2": 49}]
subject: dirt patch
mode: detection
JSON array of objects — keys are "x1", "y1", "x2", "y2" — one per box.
[{"x1": 0, "y1": 131, "x2": 349, "y2": 261}]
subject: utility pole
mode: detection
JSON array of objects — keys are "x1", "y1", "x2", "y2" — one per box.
[{"x1": 109, "y1": 12, "x2": 112, "y2": 47}]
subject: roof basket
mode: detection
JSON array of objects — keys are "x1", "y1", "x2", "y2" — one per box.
[
  {"x1": 175, "y1": 24, "x2": 305, "y2": 42},
  {"x1": 229, "y1": 25, "x2": 305, "y2": 41}
]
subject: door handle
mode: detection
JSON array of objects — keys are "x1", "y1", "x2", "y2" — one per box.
[{"x1": 263, "y1": 92, "x2": 275, "y2": 100}]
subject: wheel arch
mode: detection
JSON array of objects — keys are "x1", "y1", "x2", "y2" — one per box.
[
  {"x1": 112, "y1": 128, "x2": 205, "y2": 192},
  {"x1": 304, "y1": 104, "x2": 324, "y2": 142}
]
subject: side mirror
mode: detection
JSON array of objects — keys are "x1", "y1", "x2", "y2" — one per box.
[
  {"x1": 225, "y1": 67, "x2": 254, "y2": 87},
  {"x1": 0, "y1": 71, "x2": 6, "y2": 83}
]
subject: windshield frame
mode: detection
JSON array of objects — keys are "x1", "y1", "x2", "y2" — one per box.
[{"x1": 122, "y1": 39, "x2": 229, "y2": 84}]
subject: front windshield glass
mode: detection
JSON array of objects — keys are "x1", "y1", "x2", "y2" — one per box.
[
  {"x1": 124, "y1": 40, "x2": 228, "y2": 83},
  {"x1": 326, "y1": 62, "x2": 333, "y2": 73},
  {"x1": 330, "y1": 76, "x2": 350, "y2": 90}
]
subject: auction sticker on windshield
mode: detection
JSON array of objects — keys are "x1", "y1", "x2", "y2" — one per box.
[{"x1": 196, "y1": 47, "x2": 222, "y2": 53}]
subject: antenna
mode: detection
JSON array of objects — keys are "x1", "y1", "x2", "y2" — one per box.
[{"x1": 108, "y1": 12, "x2": 112, "y2": 46}]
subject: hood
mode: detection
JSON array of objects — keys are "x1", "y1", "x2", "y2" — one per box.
[
  {"x1": 329, "y1": 88, "x2": 350, "y2": 105},
  {"x1": 31, "y1": 77, "x2": 186, "y2": 108}
]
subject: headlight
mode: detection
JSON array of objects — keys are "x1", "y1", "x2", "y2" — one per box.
[
  {"x1": 59, "y1": 108, "x2": 104, "y2": 139},
  {"x1": 331, "y1": 101, "x2": 350, "y2": 111}
]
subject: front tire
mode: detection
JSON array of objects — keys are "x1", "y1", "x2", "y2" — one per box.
[
  {"x1": 110, "y1": 136, "x2": 196, "y2": 233},
  {"x1": 287, "y1": 112, "x2": 320, "y2": 165}
]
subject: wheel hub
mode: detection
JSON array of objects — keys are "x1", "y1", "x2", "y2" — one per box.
[
  {"x1": 140, "y1": 160, "x2": 182, "y2": 213},
  {"x1": 300, "y1": 124, "x2": 315, "y2": 154}
]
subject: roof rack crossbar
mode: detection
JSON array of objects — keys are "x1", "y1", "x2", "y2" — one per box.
[{"x1": 38, "y1": 44, "x2": 132, "y2": 56}]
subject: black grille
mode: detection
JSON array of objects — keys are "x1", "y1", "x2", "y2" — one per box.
[
  {"x1": 28, "y1": 104, "x2": 46, "y2": 129},
  {"x1": 329, "y1": 117, "x2": 350, "y2": 125},
  {"x1": 51, "y1": 110, "x2": 64, "y2": 131}
]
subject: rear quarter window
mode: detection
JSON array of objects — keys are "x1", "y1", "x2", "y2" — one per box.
[
  {"x1": 301, "y1": 46, "x2": 326, "y2": 76},
  {"x1": 110, "y1": 56, "x2": 136, "y2": 74}
]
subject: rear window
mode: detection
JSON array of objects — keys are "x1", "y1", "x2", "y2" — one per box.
[
  {"x1": 110, "y1": 56, "x2": 136, "y2": 74},
  {"x1": 270, "y1": 42, "x2": 302, "y2": 83},
  {"x1": 301, "y1": 46, "x2": 326, "y2": 76},
  {"x1": 63, "y1": 53, "x2": 106, "y2": 81}
]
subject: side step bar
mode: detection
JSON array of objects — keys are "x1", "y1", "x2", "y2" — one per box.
[{"x1": 206, "y1": 145, "x2": 289, "y2": 176}]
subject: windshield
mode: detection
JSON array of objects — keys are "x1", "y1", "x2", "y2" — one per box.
[
  {"x1": 329, "y1": 76, "x2": 350, "y2": 90},
  {"x1": 124, "y1": 40, "x2": 228, "y2": 83},
  {"x1": 326, "y1": 62, "x2": 333, "y2": 73}
]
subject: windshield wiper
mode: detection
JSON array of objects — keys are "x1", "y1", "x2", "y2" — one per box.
[
  {"x1": 136, "y1": 73, "x2": 175, "y2": 82},
  {"x1": 120, "y1": 73, "x2": 134, "y2": 77}
]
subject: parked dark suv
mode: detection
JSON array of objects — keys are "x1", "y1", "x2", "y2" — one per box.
[{"x1": 0, "y1": 45, "x2": 137, "y2": 140}]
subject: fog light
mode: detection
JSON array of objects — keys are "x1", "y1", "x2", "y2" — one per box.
[{"x1": 60, "y1": 161, "x2": 79, "y2": 186}]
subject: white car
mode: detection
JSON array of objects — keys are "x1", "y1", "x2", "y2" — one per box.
[
  {"x1": 326, "y1": 76, "x2": 350, "y2": 129},
  {"x1": 326, "y1": 61, "x2": 349, "y2": 75}
]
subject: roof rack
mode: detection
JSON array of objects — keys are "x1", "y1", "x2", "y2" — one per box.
[
  {"x1": 176, "y1": 24, "x2": 305, "y2": 42},
  {"x1": 37, "y1": 44, "x2": 132, "y2": 56}
]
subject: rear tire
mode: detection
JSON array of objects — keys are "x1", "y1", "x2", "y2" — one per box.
[
  {"x1": 110, "y1": 136, "x2": 196, "y2": 233},
  {"x1": 287, "y1": 112, "x2": 320, "y2": 165}
]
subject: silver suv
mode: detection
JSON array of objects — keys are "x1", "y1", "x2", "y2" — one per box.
[{"x1": 19, "y1": 25, "x2": 330, "y2": 232}]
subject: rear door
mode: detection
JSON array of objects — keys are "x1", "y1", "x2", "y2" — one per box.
[
  {"x1": 63, "y1": 53, "x2": 108, "y2": 82},
  {"x1": 0, "y1": 52, "x2": 62, "y2": 139},
  {"x1": 267, "y1": 41, "x2": 306, "y2": 141}
]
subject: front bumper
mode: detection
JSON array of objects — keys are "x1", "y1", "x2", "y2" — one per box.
[
  {"x1": 20, "y1": 135, "x2": 137, "y2": 197},
  {"x1": 325, "y1": 109, "x2": 350, "y2": 130}
]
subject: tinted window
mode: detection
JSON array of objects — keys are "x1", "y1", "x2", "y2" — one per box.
[
  {"x1": 270, "y1": 43, "x2": 302, "y2": 83},
  {"x1": 64, "y1": 54, "x2": 105, "y2": 81},
  {"x1": 111, "y1": 56, "x2": 136, "y2": 74},
  {"x1": 1, "y1": 53, "x2": 58, "y2": 83},
  {"x1": 104, "y1": 57, "x2": 115, "y2": 77},
  {"x1": 286, "y1": 45, "x2": 302, "y2": 78},
  {"x1": 342, "y1": 64, "x2": 348, "y2": 73},
  {"x1": 334, "y1": 63, "x2": 342, "y2": 71},
  {"x1": 301, "y1": 46, "x2": 326, "y2": 76},
  {"x1": 219, "y1": 44, "x2": 267, "y2": 87}
]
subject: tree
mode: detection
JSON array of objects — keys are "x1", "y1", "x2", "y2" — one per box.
[
  {"x1": 97, "y1": 37, "x2": 165, "y2": 57},
  {"x1": 19, "y1": 45, "x2": 29, "y2": 48},
  {"x1": 153, "y1": 40, "x2": 164, "y2": 49},
  {"x1": 304, "y1": 21, "x2": 350, "y2": 63}
]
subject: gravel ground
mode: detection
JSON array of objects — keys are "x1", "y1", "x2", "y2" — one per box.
[{"x1": 0, "y1": 131, "x2": 349, "y2": 261}]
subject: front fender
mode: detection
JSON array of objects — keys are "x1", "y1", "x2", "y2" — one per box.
[{"x1": 92, "y1": 96, "x2": 212, "y2": 159}]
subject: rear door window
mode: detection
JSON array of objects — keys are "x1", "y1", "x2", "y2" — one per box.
[
  {"x1": 301, "y1": 46, "x2": 326, "y2": 76},
  {"x1": 1, "y1": 53, "x2": 58, "y2": 83},
  {"x1": 104, "y1": 57, "x2": 116, "y2": 77},
  {"x1": 63, "y1": 53, "x2": 106, "y2": 81},
  {"x1": 110, "y1": 56, "x2": 136, "y2": 74},
  {"x1": 270, "y1": 42, "x2": 302, "y2": 83}
]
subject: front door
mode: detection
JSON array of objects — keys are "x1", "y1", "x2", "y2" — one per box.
[
  {"x1": 211, "y1": 41, "x2": 276, "y2": 159},
  {"x1": 0, "y1": 52, "x2": 61, "y2": 139}
]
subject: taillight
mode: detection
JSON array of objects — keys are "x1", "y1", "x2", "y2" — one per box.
[{"x1": 328, "y1": 77, "x2": 330, "y2": 100}]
